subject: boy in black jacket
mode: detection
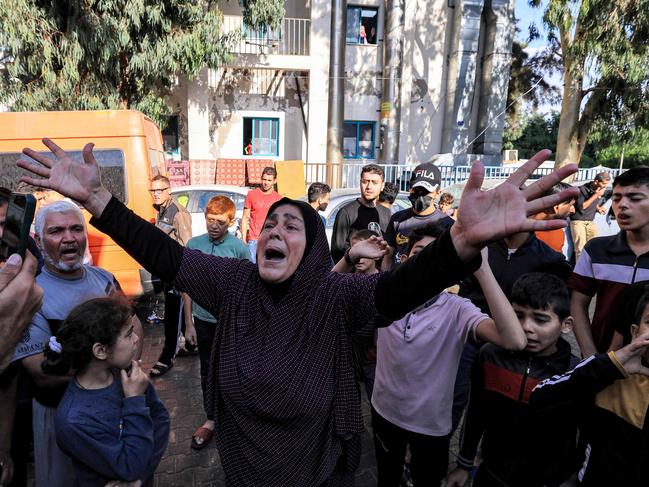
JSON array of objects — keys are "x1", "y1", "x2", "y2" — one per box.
[
  {"x1": 444, "y1": 273, "x2": 579, "y2": 487},
  {"x1": 529, "y1": 287, "x2": 649, "y2": 486}
]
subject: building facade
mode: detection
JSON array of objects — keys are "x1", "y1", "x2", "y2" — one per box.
[{"x1": 166, "y1": 0, "x2": 516, "y2": 169}]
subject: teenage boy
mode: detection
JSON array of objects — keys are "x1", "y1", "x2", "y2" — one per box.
[
  {"x1": 331, "y1": 164, "x2": 391, "y2": 263},
  {"x1": 338, "y1": 223, "x2": 527, "y2": 486},
  {"x1": 444, "y1": 273, "x2": 579, "y2": 487},
  {"x1": 183, "y1": 196, "x2": 250, "y2": 450},
  {"x1": 307, "y1": 182, "x2": 331, "y2": 227},
  {"x1": 529, "y1": 287, "x2": 649, "y2": 486},
  {"x1": 570, "y1": 166, "x2": 649, "y2": 357},
  {"x1": 241, "y1": 167, "x2": 281, "y2": 262}
]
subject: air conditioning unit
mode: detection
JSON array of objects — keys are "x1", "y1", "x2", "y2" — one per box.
[{"x1": 503, "y1": 149, "x2": 518, "y2": 162}]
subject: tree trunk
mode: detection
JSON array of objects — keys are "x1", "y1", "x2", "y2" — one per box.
[{"x1": 555, "y1": 65, "x2": 585, "y2": 169}]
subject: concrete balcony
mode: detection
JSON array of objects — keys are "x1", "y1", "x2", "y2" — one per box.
[{"x1": 223, "y1": 15, "x2": 311, "y2": 57}]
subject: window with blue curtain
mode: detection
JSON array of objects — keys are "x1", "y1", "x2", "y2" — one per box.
[
  {"x1": 343, "y1": 121, "x2": 375, "y2": 159},
  {"x1": 346, "y1": 6, "x2": 378, "y2": 45},
  {"x1": 243, "y1": 117, "x2": 280, "y2": 156}
]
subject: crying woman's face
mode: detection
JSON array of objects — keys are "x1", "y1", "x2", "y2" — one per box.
[{"x1": 257, "y1": 204, "x2": 306, "y2": 284}]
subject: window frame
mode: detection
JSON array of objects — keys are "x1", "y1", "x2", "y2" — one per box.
[
  {"x1": 343, "y1": 120, "x2": 376, "y2": 160},
  {"x1": 243, "y1": 116, "x2": 280, "y2": 157},
  {"x1": 346, "y1": 5, "x2": 379, "y2": 45}
]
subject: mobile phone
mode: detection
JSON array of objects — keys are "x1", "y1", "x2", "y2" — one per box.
[{"x1": 0, "y1": 192, "x2": 37, "y2": 260}]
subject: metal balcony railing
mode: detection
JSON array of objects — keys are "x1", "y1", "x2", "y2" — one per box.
[
  {"x1": 222, "y1": 15, "x2": 310, "y2": 56},
  {"x1": 304, "y1": 162, "x2": 622, "y2": 190}
]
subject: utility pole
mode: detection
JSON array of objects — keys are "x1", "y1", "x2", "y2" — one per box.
[
  {"x1": 326, "y1": 0, "x2": 347, "y2": 187},
  {"x1": 379, "y1": 0, "x2": 405, "y2": 165}
]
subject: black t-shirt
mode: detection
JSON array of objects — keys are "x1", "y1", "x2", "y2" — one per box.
[
  {"x1": 385, "y1": 208, "x2": 454, "y2": 263},
  {"x1": 351, "y1": 205, "x2": 383, "y2": 235},
  {"x1": 573, "y1": 182, "x2": 602, "y2": 221}
]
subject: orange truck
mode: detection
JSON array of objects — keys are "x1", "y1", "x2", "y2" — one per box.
[{"x1": 0, "y1": 110, "x2": 167, "y2": 295}]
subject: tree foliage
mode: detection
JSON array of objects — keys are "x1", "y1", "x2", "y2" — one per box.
[
  {"x1": 528, "y1": 0, "x2": 649, "y2": 168},
  {"x1": 0, "y1": 0, "x2": 284, "y2": 125},
  {"x1": 503, "y1": 38, "x2": 559, "y2": 150},
  {"x1": 506, "y1": 112, "x2": 560, "y2": 160}
]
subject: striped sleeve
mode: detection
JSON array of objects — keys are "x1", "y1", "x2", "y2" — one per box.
[
  {"x1": 530, "y1": 354, "x2": 624, "y2": 413},
  {"x1": 567, "y1": 248, "x2": 598, "y2": 296}
]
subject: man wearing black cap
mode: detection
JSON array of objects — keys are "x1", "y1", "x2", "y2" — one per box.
[{"x1": 382, "y1": 162, "x2": 453, "y2": 270}]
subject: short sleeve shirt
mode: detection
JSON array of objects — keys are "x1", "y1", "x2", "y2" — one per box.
[
  {"x1": 372, "y1": 293, "x2": 488, "y2": 436},
  {"x1": 385, "y1": 208, "x2": 454, "y2": 263},
  {"x1": 244, "y1": 188, "x2": 282, "y2": 240},
  {"x1": 186, "y1": 233, "x2": 250, "y2": 323},
  {"x1": 13, "y1": 266, "x2": 119, "y2": 362}
]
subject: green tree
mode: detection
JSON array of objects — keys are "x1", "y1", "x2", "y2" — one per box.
[
  {"x1": 0, "y1": 0, "x2": 284, "y2": 126},
  {"x1": 503, "y1": 38, "x2": 558, "y2": 150},
  {"x1": 507, "y1": 112, "x2": 560, "y2": 160},
  {"x1": 529, "y1": 0, "x2": 649, "y2": 169}
]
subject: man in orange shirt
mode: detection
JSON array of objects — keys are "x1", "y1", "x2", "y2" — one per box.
[{"x1": 534, "y1": 182, "x2": 576, "y2": 253}]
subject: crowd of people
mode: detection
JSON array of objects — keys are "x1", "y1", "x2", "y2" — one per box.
[{"x1": 0, "y1": 137, "x2": 647, "y2": 487}]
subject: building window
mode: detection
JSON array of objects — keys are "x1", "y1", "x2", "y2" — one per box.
[
  {"x1": 162, "y1": 115, "x2": 179, "y2": 157},
  {"x1": 243, "y1": 117, "x2": 280, "y2": 156},
  {"x1": 346, "y1": 6, "x2": 378, "y2": 45},
  {"x1": 343, "y1": 121, "x2": 375, "y2": 159}
]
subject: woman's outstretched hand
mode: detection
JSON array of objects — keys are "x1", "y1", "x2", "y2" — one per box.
[
  {"x1": 451, "y1": 149, "x2": 579, "y2": 261},
  {"x1": 16, "y1": 138, "x2": 112, "y2": 217}
]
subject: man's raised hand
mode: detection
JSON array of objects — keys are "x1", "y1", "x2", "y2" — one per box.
[{"x1": 16, "y1": 138, "x2": 112, "y2": 217}]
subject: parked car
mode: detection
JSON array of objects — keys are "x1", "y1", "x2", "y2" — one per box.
[
  {"x1": 171, "y1": 184, "x2": 250, "y2": 238},
  {"x1": 300, "y1": 188, "x2": 412, "y2": 244}
]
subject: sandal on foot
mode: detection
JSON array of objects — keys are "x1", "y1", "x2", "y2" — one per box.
[
  {"x1": 149, "y1": 361, "x2": 173, "y2": 378},
  {"x1": 191, "y1": 426, "x2": 214, "y2": 450}
]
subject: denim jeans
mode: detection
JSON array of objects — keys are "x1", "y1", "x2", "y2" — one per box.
[{"x1": 248, "y1": 239, "x2": 258, "y2": 263}]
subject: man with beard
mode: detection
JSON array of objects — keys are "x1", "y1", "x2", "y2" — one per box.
[
  {"x1": 331, "y1": 164, "x2": 392, "y2": 263},
  {"x1": 307, "y1": 182, "x2": 331, "y2": 227},
  {"x1": 382, "y1": 162, "x2": 453, "y2": 270},
  {"x1": 11, "y1": 200, "x2": 141, "y2": 487}
]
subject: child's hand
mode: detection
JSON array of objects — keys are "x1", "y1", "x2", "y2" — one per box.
[
  {"x1": 441, "y1": 467, "x2": 470, "y2": 487},
  {"x1": 121, "y1": 360, "x2": 149, "y2": 397},
  {"x1": 349, "y1": 236, "x2": 389, "y2": 261},
  {"x1": 614, "y1": 330, "x2": 649, "y2": 376}
]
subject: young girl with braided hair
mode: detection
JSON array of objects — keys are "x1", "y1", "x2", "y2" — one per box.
[{"x1": 42, "y1": 296, "x2": 169, "y2": 487}]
